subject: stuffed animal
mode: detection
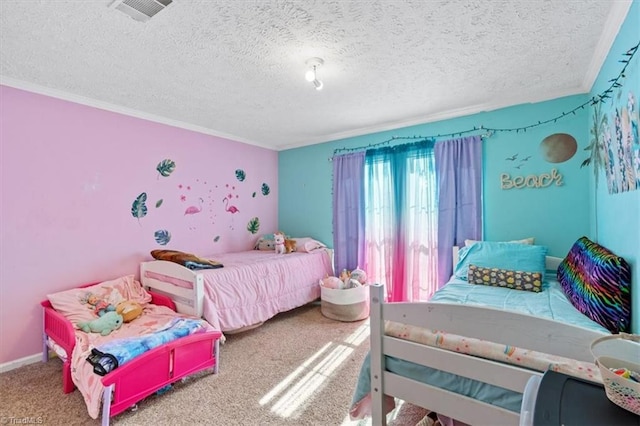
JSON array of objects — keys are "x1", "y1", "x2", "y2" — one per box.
[
  {"x1": 81, "y1": 292, "x2": 116, "y2": 317},
  {"x1": 116, "y1": 300, "x2": 143, "y2": 323},
  {"x1": 77, "y1": 311, "x2": 123, "y2": 336},
  {"x1": 350, "y1": 268, "x2": 368, "y2": 285},
  {"x1": 320, "y1": 275, "x2": 343, "y2": 289},
  {"x1": 274, "y1": 231, "x2": 286, "y2": 254},
  {"x1": 284, "y1": 239, "x2": 297, "y2": 253}
]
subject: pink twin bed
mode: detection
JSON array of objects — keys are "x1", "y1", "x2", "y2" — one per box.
[{"x1": 140, "y1": 248, "x2": 335, "y2": 333}]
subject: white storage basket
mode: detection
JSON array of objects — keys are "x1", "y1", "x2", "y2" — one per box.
[
  {"x1": 320, "y1": 285, "x2": 369, "y2": 322},
  {"x1": 590, "y1": 333, "x2": 640, "y2": 415}
]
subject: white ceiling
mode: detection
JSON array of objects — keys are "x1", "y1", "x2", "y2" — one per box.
[{"x1": 0, "y1": 1, "x2": 633, "y2": 151}]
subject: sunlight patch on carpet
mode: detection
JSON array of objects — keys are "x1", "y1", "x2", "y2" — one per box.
[{"x1": 260, "y1": 322, "x2": 370, "y2": 419}]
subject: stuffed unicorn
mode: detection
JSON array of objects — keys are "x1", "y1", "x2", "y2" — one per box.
[{"x1": 274, "y1": 231, "x2": 286, "y2": 254}]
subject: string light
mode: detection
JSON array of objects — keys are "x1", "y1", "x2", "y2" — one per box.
[{"x1": 331, "y1": 41, "x2": 638, "y2": 158}]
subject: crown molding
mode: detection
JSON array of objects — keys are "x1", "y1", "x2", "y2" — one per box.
[
  {"x1": 0, "y1": 76, "x2": 276, "y2": 151},
  {"x1": 279, "y1": 86, "x2": 587, "y2": 151}
]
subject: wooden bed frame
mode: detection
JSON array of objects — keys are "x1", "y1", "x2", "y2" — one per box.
[
  {"x1": 41, "y1": 286, "x2": 222, "y2": 426},
  {"x1": 368, "y1": 283, "x2": 607, "y2": 426}
]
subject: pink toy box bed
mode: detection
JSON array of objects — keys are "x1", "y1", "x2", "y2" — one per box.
[
  {"x1": 42, "y1": 275, "x2": 222, "y2": 425},
  {"x1": 140, "y1": 247, "x2": 334, "y2": 333}
]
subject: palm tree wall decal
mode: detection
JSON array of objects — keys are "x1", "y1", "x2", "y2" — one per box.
[{"x1": 581, "y1": 102, "x2": 608, "y2": 186}]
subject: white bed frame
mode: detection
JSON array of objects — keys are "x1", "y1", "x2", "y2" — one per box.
[
  {"x1": 141, "y1": 260, "x2": 206, "y2": 317},
  {"x1": 140, "y1": 248, "x2": 335, "y2": 320},
  {"x1": 369, "y1": 253, "x2": 606, "y2": 426}
]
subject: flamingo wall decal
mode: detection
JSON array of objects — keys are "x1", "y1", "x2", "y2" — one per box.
[
  {"x1": 223, "y1": 197, "x2": 239, "y2": 214},
  {"x1": 185, "y1": 197, "x2": 204, "y2": 215}
]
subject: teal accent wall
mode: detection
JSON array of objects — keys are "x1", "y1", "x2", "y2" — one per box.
[
  {"x1": 279, "y1": 94, "x2": 590, "y2": 259},
  {"x1": 280, "y1": 3, "x2": 638, "y2": 333},
  {"x1": 588, "y1": 0, "x2": 639, "y2": 333}
]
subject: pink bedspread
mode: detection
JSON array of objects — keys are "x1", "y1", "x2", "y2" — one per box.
[
  {"x1": 200, "y1": 250, "x2": 333, "y2": 331},
  {"x1": 72, "y1": 305, "x2": 213, "y2": 419}
]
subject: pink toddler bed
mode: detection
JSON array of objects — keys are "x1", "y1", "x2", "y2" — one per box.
[
  {"x1": 140, "y1": 249, "x2": 334, "y2": 333},
  {"x1": 42, "y1": 275, "x2": 222, "y2": 425}
]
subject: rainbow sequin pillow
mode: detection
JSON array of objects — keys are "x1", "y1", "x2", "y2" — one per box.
[
  {"x1": 557, "y1": 236, "x2": 631, "y2": 333},
  {"x1": 468, "y1": 265, "x2": 543, "y2": 292}
]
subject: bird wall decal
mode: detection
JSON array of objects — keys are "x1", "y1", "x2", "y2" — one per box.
[
  {"x1": 223, "y1": 197, "x2": 239, "y2": 214},
  {"x1": 506, "y1": 154, "x2": 518, "y2": 161},
  {"x1": 184, "y1": 198, "x2": 204, "y2": 215}
]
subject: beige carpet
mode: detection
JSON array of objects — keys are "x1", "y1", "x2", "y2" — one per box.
[{"x1": 0, "y1": 302, "x2": 428, "y2": 425}]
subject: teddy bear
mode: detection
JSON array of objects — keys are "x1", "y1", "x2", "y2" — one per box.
[
  {"x1": 274, "y1": 231, "x2": 286, "y2": 254},
  {"x1": 77, "y1": 311, "x2": 123, "y2": 336},
  {"x1": 284, "y1": 238, "x2": 297, "y2": 253}
]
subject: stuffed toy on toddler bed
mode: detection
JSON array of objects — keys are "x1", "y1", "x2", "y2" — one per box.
[
  {"x1": 77, "y1": 311, "x2": 123, "y2": 336},
  {"x1": 116, "y1": 300, "x2": 143, "y2": 323}
]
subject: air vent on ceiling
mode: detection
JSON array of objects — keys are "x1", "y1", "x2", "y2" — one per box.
[{"x1": 110, "y1": 0, "x2": 173, "y2": 22}]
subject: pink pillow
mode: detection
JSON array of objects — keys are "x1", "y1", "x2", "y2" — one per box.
[{"x1": 47, "y1": 275, "x2": 151, "y2": 326}]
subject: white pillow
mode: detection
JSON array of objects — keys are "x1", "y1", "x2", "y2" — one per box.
[
  {"x1": 464, "y1": 237, "x2": 534, "y2": 247},
  {"x1": 291, "y1": 237, "x2": 326, "y2": 253}
]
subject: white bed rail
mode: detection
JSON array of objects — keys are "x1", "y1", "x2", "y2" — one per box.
[
  {"x1": 140, "y1": 260, "x2": 205, "y2": 318},
  {"x1": 368, "y1": 283, "x2": 607, "y2": 426}
]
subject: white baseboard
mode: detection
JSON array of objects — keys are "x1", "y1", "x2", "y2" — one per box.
[{"x1": 0, "y1": 353, "x2": 46, "y2": 373}]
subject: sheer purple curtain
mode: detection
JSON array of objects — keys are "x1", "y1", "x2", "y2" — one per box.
[
  {"x1": 435, "y1": 135, "x2": 483, "y2": 287},
  {"x1": 332, "y1": 152, "x2": 366, "y2": 274}
]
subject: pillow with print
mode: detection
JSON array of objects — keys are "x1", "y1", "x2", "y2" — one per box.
[
  {"x1": 467, "y1": 264, "x2": 543, "y2": 292},
  {"x1": 254, "y1": 234, "x2": 276, "y2": 250}
]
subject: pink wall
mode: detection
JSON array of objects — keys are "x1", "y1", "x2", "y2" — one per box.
[{"x1": 0, "y1": 85, "x2": 279, "y2": 364}]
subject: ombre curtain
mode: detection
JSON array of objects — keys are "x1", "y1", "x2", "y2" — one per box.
[
  {"x1": 364, "y1": 139, "x2": 438, "y2": 302},
  {"x1": 435, "y1": 135, "x2": 483, "y2": 287},
  {"x1": 332, "y1": 152, "x2": 366, "y2": 275}
]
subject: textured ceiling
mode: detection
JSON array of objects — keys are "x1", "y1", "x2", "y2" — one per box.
[{"x1": 0, "y1": 0, "x2": 632, "y2": 150}]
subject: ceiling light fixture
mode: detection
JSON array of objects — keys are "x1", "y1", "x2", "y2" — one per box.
[{"x1": 305, "y1": 57, "x2": 324, "y2": 91}]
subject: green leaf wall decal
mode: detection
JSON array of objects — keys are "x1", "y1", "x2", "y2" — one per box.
[
  {"x1": 247, "y1": 217, "x2": 260, "y2": 234},
  {"x1": 261, "y1": 183, "x2": 270, "y2": 196},
  {"x1": 235, "y1": 169, "x2": 246, "y2": 182},
  {"x1": 155, "y1": 199, "x2": 163, "y2": 208},
  {"x1": 131, "y1": 192, "x2": 148, "y2": 223},
  {"x1": 154, "y1": 229, "x2": 171, "y2": 245},
  {"x1": 156, "y1": 159, "x2": 176, "y2": 178}
]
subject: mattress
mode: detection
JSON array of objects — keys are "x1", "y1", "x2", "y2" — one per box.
[{"x1": 429, "y1": 273, "x2": 610, "y2": 333}]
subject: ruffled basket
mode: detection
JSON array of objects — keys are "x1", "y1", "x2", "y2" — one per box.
[{"x1": 590, "y1": 333, "x2": 640, "y2": 415}]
